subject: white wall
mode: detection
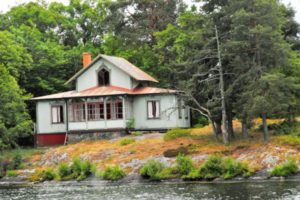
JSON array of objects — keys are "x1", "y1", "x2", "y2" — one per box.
[
  {"x1": 36, "y1": 101, "x2": 66, "y2": 134},
  {"x1": 76, "y1": 59, "x2": 134, "y2": 91},
  {"x1": 132, "y1": 94, "x2": 190, "y2": 130}
]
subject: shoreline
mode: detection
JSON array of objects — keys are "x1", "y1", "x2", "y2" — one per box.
[{"x1": 1, "y1": 171, "x2": 300, "y2": 188}]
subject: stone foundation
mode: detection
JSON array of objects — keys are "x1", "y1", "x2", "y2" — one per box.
[{"x1": 67, "y1": 131, "x2": 127, "y2": 144}]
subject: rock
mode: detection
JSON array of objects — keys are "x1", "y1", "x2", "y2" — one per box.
[
  {"x1": 163, "y1": 146, "x2": 188, "y2": 157},
  {"x1": 262, "y1": 155, "x2": 279, "y2": 166},
  {"x1": 40, "y1": 152, "x2": 69, "y2": 166},
  {"x1": 191, "y1": 155, "x2": 209, "y2": 162}
]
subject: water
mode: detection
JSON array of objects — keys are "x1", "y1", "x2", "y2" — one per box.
[{"x1": 0, "y1": 181, "x2": 300, "y2": 200}]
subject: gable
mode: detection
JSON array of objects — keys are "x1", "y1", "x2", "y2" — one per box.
[
  {"x1": 66, "y1": 54, "x2": 158, "y2": 85},
  {"x1": 76, "y1": 59, "x2": 134, "y2": 91}
]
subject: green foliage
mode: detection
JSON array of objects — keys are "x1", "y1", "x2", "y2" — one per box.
[
  {"x1": 154, "y1": 167, "x2": 178, "y2": 180},
  {"x1": 194, "y1": 117, "x2": 209, "y2": 128},
  {"x1": 43, "y1": 168, "x2": 56, "y2": 181},
  {"x1": 6, "y1": 170, "x2": 17, "y2": 177},
  {"x1": 126, "y1": 119, "x2": 135, "y2": 130},
  {"x1": 270, "y1": 159, "x2": 299, "y2": 177},
  {"x1": 10, "y1": 152, "x2": 23, "y2": 170},
  {"x1": 184, "y1": 155, "x2": 253, "y2": 180},
  {"x1": 139, "y1": 160, "x2": 164, "y2": 180},
  {"x1": 58, "y1": 163, "x2": 72, "y2": 180},
  {"x1": 176, "y1": 153, "x2": 194, "y2": 175},
  {"x1": 0, "y1": 65, "x2": 33, "y2": 150},
  {"x1": 98, "y1": 166, "x2": 126, "y2": 181},
  {"x1": 68, "y1": 158, "x2": 94, "y2": 181},
  {"x1": 163, "y1": 146, "x2": 188, "y2": 157},
  {"x1": 276, "y1": 135, "x2": 300, "y2": 147},
  {"x1": 198, "y1": 155, "x2": 223, "y2": 179},
  {"x1": 131, "y1": 131, "x2": 143, "y2": 136},
  {"x1": 221, "y1": 158, "x2": 252, "y2": 180},
  {"x1": 120, "y1": 138, "x2": 135, "y2": 146},
  {"x1": 164, "y1": 128, "x2": 191, "y2": 141}
]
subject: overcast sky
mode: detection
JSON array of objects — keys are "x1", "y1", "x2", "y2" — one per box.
[{"x1": 0, "y1": 0, "x2": 299, "y2": 23}]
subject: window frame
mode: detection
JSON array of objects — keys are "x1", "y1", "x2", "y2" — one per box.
[
  {"x1": 97, "y1": 68, "x2": 110, "y2": 86},
  {"x1": 147, "y1": 100, "x2": 161, "y2": 120},
  {"x1": 51, "y1": 105, "x2": 64, "y2": 124}
]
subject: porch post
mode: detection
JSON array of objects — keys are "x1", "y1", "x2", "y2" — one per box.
[
  {"x1": 64, "y1": 98, "x2": 69, "y2": 145},
  {"x1": 85, "y1": 98, "x2": 88, "y2": 130}
]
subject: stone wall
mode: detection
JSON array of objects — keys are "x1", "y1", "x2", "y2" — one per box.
[{"x1": 67, "y1": 131, "x2": 127, "y2": 144}]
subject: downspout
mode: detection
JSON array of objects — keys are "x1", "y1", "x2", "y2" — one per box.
[{"x1": 64, "y1": 99, "x2": 69, "y2": 145}]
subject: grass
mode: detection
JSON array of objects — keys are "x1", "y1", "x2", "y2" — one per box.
[
  {"x1": 120, "y1": 138, "x2": 136, "y2": 146},
  {"x1": 270, "y1": 159, "x2": 299, "y2": 177},
  {"x1": 183, "y1": 155, "x2": 253, "y2": 180},
  {"x1": 164, "y1": 128, "x2": 191, "y2": 141},
  {"x1": 97, "y1": 165, "x2": 126, "y2": 181},
  {"x1": 275, "y1": 135, "x2": 300, "y2": 147},
  {"x1": 6, "y1": 170, "x2": 17, "y2": 177}
]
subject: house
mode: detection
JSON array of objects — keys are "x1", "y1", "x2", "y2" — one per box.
[{"x1": 32, "y1": 53, "x2": 190, "y2": 146}]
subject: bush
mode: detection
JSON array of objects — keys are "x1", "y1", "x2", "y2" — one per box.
[
  {"x1": 164, "y1": 128, "x2": 191, "y2": 141},
  {"x1": 6, "y1": 170, "x2": 17, "y2": 177},
  {"x1": 99, "y1": 165, "x2": 126, "y2": 181},
  {"x1": 10, "y1": 152, "x2": 23, "y2": 170},
  {"x1": 221, "y1": 158, "x2": 251, "y2": 179},
  {"x1": 176, "y1": 154, "x2": 194, "y2": 175},
  {"x1": 184, "y1": 155, "x2": 253, "y2": 181},
  {"x1": 193, "y1": 117, "x2": 209, "y2": 128},
  {"x1": 154, "y1": 167, "x2": 178, "y2": 180},
  {"x1": 270, "y1": 159, "x2": 299, "y2": 177},
  {"x1": 269, "y1": 121, "x2": 293, "y2": 135},
  {"x1": 120, "y1": 138, "x2": 136, "y2": 146},
  {"x1": 126, "y1": 118, "x2": 135, "y2": 130},
  {"x1": 69, "y1": 158, "x2": 94, "y2": 181},
  {"x1": 131, "y1": 131, "x2": 143, "y2": 136},
  {"x1": 58, "y1": 163, "x2": 72, "y2": 180},
  {"x1": 139, "y1": 160, "x2": 164, "y2": 180},
  {"x1": 198, "y1": 155, "x2": 223, "y2": 179},
  {"x1": 43, "y1": 168, "x2": 56, "y2": 181}
]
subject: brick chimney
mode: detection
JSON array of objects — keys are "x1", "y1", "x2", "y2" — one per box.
[{"x1": 82, "y1": 52, "x2": 92, "y2": 68}]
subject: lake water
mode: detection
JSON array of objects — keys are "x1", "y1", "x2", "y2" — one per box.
[{"x1": 0, "y1": 181, "x2": 300, "y2": 200}]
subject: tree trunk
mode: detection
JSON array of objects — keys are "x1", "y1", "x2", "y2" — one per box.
[
  {"x1": 226, "y1": 107, "x2": 234, "y2": 140},
  {"x1": 242, "y1": 118, "x2": 248, "y2": 139},
  {"x1": 287, "y1": 105, "x2": 294, "y2": 124},
  {"x1": 261, "y1": 113, "x2": 269, "y2": 143},
  {"x1": 215, "y1": 120, "x2": 222, "y2": 136},
  {"x1": 215, "y1": 25, "x2": 229, "y2": 145}
]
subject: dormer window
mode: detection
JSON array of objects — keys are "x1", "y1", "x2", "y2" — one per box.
[{"x1": 98, "y1": 68, "x2": 110, "y2": 86}]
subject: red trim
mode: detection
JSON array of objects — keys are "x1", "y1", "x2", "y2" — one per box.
[{"x1": 37, "y1": 133, "x2": 66, "y2": 147}]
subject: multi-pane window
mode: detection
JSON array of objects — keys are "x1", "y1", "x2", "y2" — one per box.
[
  {"x1": 68, "y1": 98, "x2": 123, "y2": 122},
  {"x1": 115, "y1": 99, "x2": 123, "y2": 119},
  {"x1": 72, "y1": 103, "x2": 86, "y2": 122},
  {"x1": 51, "y1": 105, "x2": 64, "y2": 123},
  {"x1": 87, "y1": 102, "x2": 105, "y2": 120},
  {"x1": 147, "y1": 100, "x2": 160, "y2": 119}
]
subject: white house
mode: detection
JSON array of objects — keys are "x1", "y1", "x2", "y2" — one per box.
[{"x1": 32, "y1": 53, "x2": 190, "y2": 146}]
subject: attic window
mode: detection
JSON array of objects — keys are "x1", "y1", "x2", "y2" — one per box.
[{"x1": 98, "y1": 68, "x2": 110, "y2": 86}]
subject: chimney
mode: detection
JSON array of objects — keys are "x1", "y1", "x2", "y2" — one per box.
[{"x1": 82, "y1": 52, "x2": 92, "y2": 68}]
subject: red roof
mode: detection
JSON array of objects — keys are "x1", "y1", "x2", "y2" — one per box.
[
  {"x1": 31, "y1": 86, "x2": 177, "y2": 100},
  {"x1": 66, "y1": 54, "x2": 158, "y2": 84}
]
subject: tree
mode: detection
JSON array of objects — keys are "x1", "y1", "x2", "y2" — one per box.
[{"x1": 0, "y1": 65, "x2": 33, "y2": 150}]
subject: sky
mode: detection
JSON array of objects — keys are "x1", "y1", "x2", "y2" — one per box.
[{"x1": 0, "y1": 0, "x2": 299, "y2": 23}]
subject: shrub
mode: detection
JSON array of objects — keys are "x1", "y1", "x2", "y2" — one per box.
[
  {"x1": 70, "y1": 158, "x2": 94, "y2": 181},
  {"x1": 176, "y1": 154, "x2": 194, "y2": 175},
  {"x1": 120, "y1": 138, "x2": 135, "y2": 146},
  {"x1": 163, "y1": 146, "x2": 188, "y2": 157},
  {"x1": 193, "y1": 117, "x2": 209, "y2": 128},
  {"x1": 126, "y1": 118, "x2": 135, "y2": 130},
  {"x1": 270, "y1": 159, "x2": 299, "y2": 177},
  {"x1": 182, "y1": 169, "x2": 200, "y2": 180},
  {"x1": 154, "y1": 167, "x2": 178, "y2": 180},
  {"x1": 221, "y1": 158, "x2": 251, "y2": 179},
  {"x1": 139, "y1": 160, "x2": 164, "y2": 180},
  {"x1": 99, "y1": 165, "x2": 126, "y2": 181},
  {"x1": 198, "y1": 155, "x2": 223, "y2": 179},
  {"x1": 6, "y1": 170, "x2": 17, "y2": 177},
  {"x1": 43, "y1": 168, "x2": 56, "y2": 181},
  {"x1": 58, "y1": 163, "x2": 72, "y2": 180},
  {"x1": 131, "y1": 131, "x2": 143, "y2": 136},
  {"x1": 9, "y1": 152, "x2": 23, "y2": 170},
  {"x1": 164, "y1": 128, "x2": 191, "y2": 141}
]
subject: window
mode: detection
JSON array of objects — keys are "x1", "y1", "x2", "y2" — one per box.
[
  {"x1": 87, "y1": 102, "x2": 104, "y2": 121},
  {"x1": 98, "y1": 68, "x2": 110, "y2": 86},
  {"x1": 52, "y1": 105, "x2": 64, "y2": 123},
  {"x1": 147, "y1": 100, "x2": 160, "y2": 119},
  {"x1": 106, "y1": 100, "x2": 113, "y2": 119},
  {"x1": 72, "y1": 103, "x2": 86, "y2": 122},
  {"x1": 115, "y1": 99, "x2": 123, "y2": 119}
]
